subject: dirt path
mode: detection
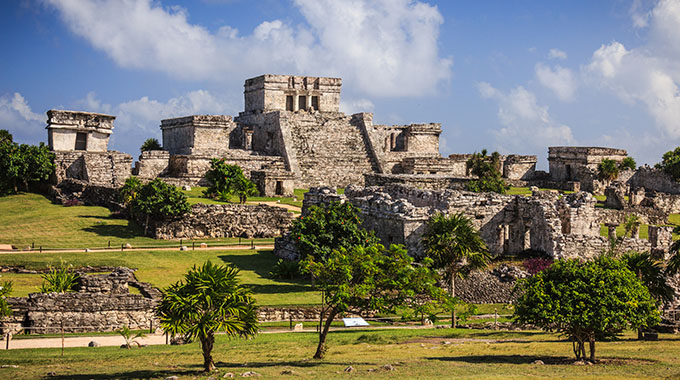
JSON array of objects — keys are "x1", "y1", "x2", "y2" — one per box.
[{"x1": 246, "y1": 201, "x2": 301, "y2": 213}]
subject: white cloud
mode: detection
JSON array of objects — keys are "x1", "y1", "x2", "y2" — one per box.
[
  {"x1": 340, "y1": 98, "x2": 375, "y2": 115},
  {"x1": 584, "y1": 0, "x2": 680, "y2": 139},
  {"x1": 535, "y1": 63, "x2": 577, "y2": 101},
  {"x1": 0, "y1": 93, "x2": 45, "y2": 145},
  {"x1": 46, "y1": 0, "x2": 452, "y2": 97},
  {"x1": 477, "y1": 82, "x2": 574, "y2": 153},
  {"x1": 548, "y1": 48, "x2": 567, "y2": 60}
]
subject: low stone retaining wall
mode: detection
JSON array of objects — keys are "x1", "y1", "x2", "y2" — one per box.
[
  {"x1": 147, "y1": 203, "x2": 296, "y2": 239},
  {"x1": 455, "y1": 265, "x2": 527, "y2": 304}
]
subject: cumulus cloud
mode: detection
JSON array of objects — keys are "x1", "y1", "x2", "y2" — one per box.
[
  {"x1": 548, "y1": 48, "x2": 567, "y2": 60},
  {"x1": 584, "y1": 0, "x2": 680, "y2": 139},
  {"x1": 477, "y1": 82, "x2": 574, "y2": 152},
  {"x1": 340, "y1": 98, "x2": 375, "y2": 115},
  {"x1": 46, "y1": 0, "x2": 451, "y2": 97},
  {"x1": 535, "y1": 63, "x2": 577, "y2": 101},
  {"x1": 0, "y1": 93, "x2": 45, "y2": 145}
]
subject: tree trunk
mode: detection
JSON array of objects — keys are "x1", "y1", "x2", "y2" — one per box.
[
  {"x1": 450, "y1": 274, "x2": 457, "y2": 329},
  {"x1": 313, "y1": 308, "x2": 338, "y2": 359},
  {"x1": 200, "y1": 333, "x2": 216, "y2": 372},
  {"x1": 588, "y1": 337, "x2": 596, "y2": 362},
  {"x1": 144, "y1": 214, "x2": 150, "y2": 236}
]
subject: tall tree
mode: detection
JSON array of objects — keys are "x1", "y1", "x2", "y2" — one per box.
[
  {"x1": 157, "y1": 261, "x2": 258, "y2": 372},
  {"x1": 0, "y1": 142, "x2": 54, "y2": 195},
  {"x1": 514, "y1": 256, "x2": 659, "y2": 362},
  {"x1": 301, "y1": 243, "x2": 442, "y2": 359},
  {"x1": 140, "y1": 138, "x2": 162, "y2": 152},
  {"x1": 203, "y1": 159, "x2": 258, "y2": 203},
  {"x1": 422, "y1": 212, "x2": 489, "y2": 327},
  {"x1": 465, "y1": 149, "x2": 508, "y2": 194}
]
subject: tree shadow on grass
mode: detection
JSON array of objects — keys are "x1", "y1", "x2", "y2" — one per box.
[
  {"x1": 46, "y1": 368, "x2": 199, "y2": 380},
  {"x1": 427, "y1": 354, "x2": 658, "y2": 365},
  {"x1": 81, "y1": 224, "x2": 143, "y2": 240},
  {"x1": 215, "y1": 359, "x2": 374, "y2": 369},
  {"x1": 218, "y1": 251, "x2": 305, "y2": 281},
  {"x1": 246, "y1": 283, "x2": 312, "y2": 295}
]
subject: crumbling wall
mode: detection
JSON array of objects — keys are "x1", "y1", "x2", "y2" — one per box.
[
  {"x1": 149, "y1": 203, "x2": 295, "y2": 239},
  {"x1": 134, "y1": 150, "x2": 169, "y2": 179},
  {"x1": 52, "y1": 151, "x2": 132, "y2": 188}
]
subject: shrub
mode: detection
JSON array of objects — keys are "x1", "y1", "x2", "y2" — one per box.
[
  {"x1": 523, "y1": 257, "x2": 553, "y2": 275},
  {"x1": 203, "y1": 159, "x2": 258, "y2": 203},
  {"x1": 598, "y1": 158, "x2": 619, "y2": 181},
  {"x1": 620, "y1": 156, "x2": 636, "y2": 171},
  {"x1": 39, "y1": 263, "x2": 80, "y2": 293},
  {"x1": 0, "y1": 280, "x2": 13, "y2": 317},
  {"x1": 121, "y1": 178, "x2": 190, "y2": 235},
  {"x1": 140, "y1": 138, "x2": 161, "y2": 152},
  {"x1": 657, "y1": 147, "x2": 680, "y2": 180},
  {"x1": 465, "y1": 150, "x2": 508, "y2": 194},
  {"x1": 269, "y1": 259, "x2": 301, "y2": 279}
]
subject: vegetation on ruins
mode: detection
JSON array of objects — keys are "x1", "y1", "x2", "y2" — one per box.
[
  {"x1": 666, "y1": 240, "x2": 680, "y2": 276},
  {"x1": 597, "y1": 158, "x2": 620, "y2": 181},
  {"x1": 203, "y1": 159, "x2": 258, "y2": 203},
  {"x1": 0, "y1": 280, "x2": 13, "y2": 317},
  {"x1": 622, "y1": 214, "x2": 642, "y2": 238},
  {"x1": 300, "y1": 243, "x2": 442, "y2": 359},
  {"x1": 0, "y1": 138, "x2": 54, "y2": 195},
  {"x1": 117, "y1": 325, "x2": 147, "y2": 349},
  {"x1": 620, "y1": 251, "x2": 674, "y2": 305},
  {"x1": 465, "y1": 149, "x2": 509, "y2": 194},
  {"x1": 621, "y1": 156, "x2": 637, "y2": 171},
  {"x1": 121, "y1": 178, "x2": 191, "y2": 234},
  {"x1": 289, "y1": 201, "x2": 379, "y2": 262},
  {"x1": 157, "y1": 261, "x2": 258, "y2": 372},
  {"x1": 140, "y1": 138, "x2": 162, "y2": 152},
  {"x1": 422, "y1": 212, "x2": 489, "y2": 327},
  {"x1": 657, "y1": 147, "x2": 680, "y2": 180},
  {"x1": 514, "y1": 256, "x2": 659, "y2": 362},
  {"x1": 39, "y1": 263, "x2": 80, "y2": 293}
]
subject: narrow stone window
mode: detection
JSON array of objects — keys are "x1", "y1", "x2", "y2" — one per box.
[
  {"x1": 311, "y1": 96, "x2": 319, "y2": 111},
  {"x1": 286, "y1": 96, "x2": 294, "y2": 111},
  {"x1": 75, "y1": 132, "x2": 87, "y2": 151},
  {"x1": 298, "y1": 96, "x2": 307, "y2": 111}
]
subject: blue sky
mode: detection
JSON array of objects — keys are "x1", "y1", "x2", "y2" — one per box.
[{"x1": 1, "y1": 0, "x2": 679, "y2": 169}]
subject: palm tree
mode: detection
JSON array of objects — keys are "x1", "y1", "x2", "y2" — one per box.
[
  {"x1": 117, "y1": 325, "x2": 147, "y2": 349},
  {"x1": 422, "y1": 212, "x2": 490, "y2": 327},
  {"x1": 667, "y1": 240, "x2": 680, "y2": 276},
  {"x1": 157, "y1": 261, "x2": 258, "y2": 372}
]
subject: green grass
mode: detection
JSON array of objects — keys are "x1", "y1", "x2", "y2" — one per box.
[
  {"x1": 507, "y1": 187, "x2": 575, "y2": 196},
  {"x1": 182, "y1": 186, "x2": 305, "y2": 208},
  {"x1": 0, "y1": 192, "x2": 275, "y2": 249},
  {"x1": 599, "y1": 224, "x2": 650, "y2": 240},
  {"x1": 0, "y1": 249, "x2": 319, "y2": 306},
  {"x1": 0, "y1": 329, "x2": 678, "y2": 379}
]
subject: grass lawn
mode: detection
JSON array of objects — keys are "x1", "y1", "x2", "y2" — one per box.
[
  {"x1": 599, "y1": 224, "x2": 650, "y2": 240},
  {"x1": 0, "y1": 329, "x2": 677, "y2": 379},
  {"x1": 182, "y1": 186, "x2": 307, "y2": 208},
  {"x1": 0, "y1": 248, "x2": 318, "y2": 306},
  {"x1": 0, "y1": 193, "x2": 274, "y2": 249},
  {"x1": 507, "y1": 187, "x2": 575, "y2": 196}
]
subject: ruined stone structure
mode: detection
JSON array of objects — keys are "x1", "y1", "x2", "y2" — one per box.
[
  {"x1": 547, "y1": 146, "x2": 630, "y2": 193},
  {"x1": 275, "y1": 185, "x2": 673, "y2": 261},
  {"x1": 47, "y1": 110, "x2": 132, "y2": 188},
  {"x1": 3, "y1": 268, "x2": 159, "y2": 334}
]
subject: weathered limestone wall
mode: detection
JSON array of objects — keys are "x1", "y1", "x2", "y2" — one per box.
[
  {"x1": 52, "y1": 151, "x2": 132, "y2": 187},
  {"x1": 149, "y1": 203, "x2": 295, "y2": 239},
  {"x1": 364, "y1": 173, "x2": 469, "y2": 191},
  {"x1": 134, "y1": 150, "x2": 170, "y2": 179},
  {"x1": 629, "y1": 166, "x2": 680, "y2": 195},
  {"x1": 47, "y1": 110, "x2": 115, "y2": 152},
  {"x1": 161, "y1": 115, "x2": 238, "y2": 156},
  {"x1": 548, "y1": 146, "x2": 627, "y2": 182},
  {"x1": 244, "y1": 74, "x2": 342, "y2": 113},
  {"x1": 554, "y1": 235, "x2": 651, "y2": 259},
  {"x1": 504, "y1": 155, "x2": 537, "y2": 180},
  {"x1": 166, "y1": 153, "x2": 286, "y2": 186}
]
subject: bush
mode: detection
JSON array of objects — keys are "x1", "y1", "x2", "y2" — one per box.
[
  {"x1": 465, "y1": 150, "x2": 508, "y2": 194},
  {"x1": 522, "y1": 257, "x2": 553, "y2": 275},
  {"x1": 121, "y1": 178, "x2": 190, "y2": 235},
  {"x1": 203, "y1": 159, "x2": 258, "y2": 203},
  {"x1": 598, "y1": 158, "x2": 620, "y2": 181},
  {"x1": 657, "y1": 147, "x2": 680, "y2": 180},
  {"x1": 0, "y1": 141, "x2": 55, "y2": 195},
  {"x1": 269, "y1": 259, "x2": 301, "y2": 279},
  {"x1": 140, "y1": 138, "x2": 162, "y2": 152},
  {"x1": 620, "y1": 156, "x2": 636, "y2": 171},
  {"x1": 39, "y1": 263, "x2": 80, "y2": 293}
]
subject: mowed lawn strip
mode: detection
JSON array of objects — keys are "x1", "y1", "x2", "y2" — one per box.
[
  {"x1": 0, "y1": 248, "x2": 319, "y2": 306},
  {"x1": 0, "y1": 329, "x2": 677, "y2": 379},
  {"x1": 0, "y1": 193, "x2": 274, "y2": 249}
]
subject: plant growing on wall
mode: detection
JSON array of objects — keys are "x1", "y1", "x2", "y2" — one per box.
[
  {"x1": 0, "y1": 279, "x2": 13, "y2": 318},
  {"x1": 289, "y1": 201, "x2": 379, "y2": 262},
  {"x1": 514, "y1": 256, "x2": 659, "y2": 362},
  {"x1": 140, "y1": 138, "x2": 162, "y2": 152},
  {"x1": 301, "y1": 243, "x2": 442, "y2": 359},
  {"x1": 622, "y1": 214, "x2": 642, "y2": 238},
  {"x1": 598, "y1": 158, "x2": 620, "y2": 181},
  {"x1": 203, "y1": 159, "x2": 258, "y2": 203},
  {"x1": 465, "y1": 149, "x2": 508, "y2": 194},
  {"x1": 422, "y1": 212, "x2": 489, "y2": 327},
  {"x1": 157, "y1": 261, "x2": 258, "y2": 372},
  {"x1": 39, "y1": 263, "x2": 80, "y2": 293},
  {"x1": 0, "y1": 141, "x2": 55, "y2": 195}
]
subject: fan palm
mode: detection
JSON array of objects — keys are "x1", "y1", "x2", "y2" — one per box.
[
  {"x1": 422, "y1": 212, "x2": 490, "y2": 326},
  {"x1": 157, "y1": 261, "x2": 258, "y2": 372}
]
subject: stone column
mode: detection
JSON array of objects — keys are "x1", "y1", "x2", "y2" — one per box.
[
  {"x1": 605, "y1": 223, "x2": 619, "y2": 241},
  {"x1": 649, "y1": 225, "x2": 673, "y2": 260}
]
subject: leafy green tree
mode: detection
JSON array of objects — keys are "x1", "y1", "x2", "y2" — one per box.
[
  {"x1": 127, "y1": 178, "x2": 191, "y2": 235},
  {"x1": 465, "y1": 149, "x2": 508, "y2": 194},
  {"x1": 657, "y1": 147, "x2": 680, "y2": 180},
  {"x1": 39, "y1": 263, "x2": 80, "y2": 293},
  {"x1": 0, "y1": 280, "x2": 14, "y2": 318},
  {"x1": 422, "y1": 212, "x2": 490, "y2": 327},
  {"x1": 598, "y1": 158, "x2": 620, "y2": 181},
  {"x1": 119, "y1": 176, "x2": 142, "y2": 212},
  {"x1": 157, "y1": 261, "x2": 258, "y2": 372},
  {"x1": 514, "y1": 256, "x2": 659, "y2": 362},
  {"x1": 203, "y1": 159, "x2": 258, "y2": 203},
  {"x1": 289, "y1": 201, "x2": 379, "y2": 262},
  {"x1": 0, "y1": 142, "x2": 55, "y2": 195},
  {"x1": 620, "y1": 156, "x2": 636, "y2": 171},
  {"x1": 140, "y1": 138, "x2": 162, "y2": 152},
  {"x1": 301, "y1": 243, "x2": 442, "y2": 359},
  {"x1": 0, "y1": 129, "x2": 12, "y2": 145}
]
